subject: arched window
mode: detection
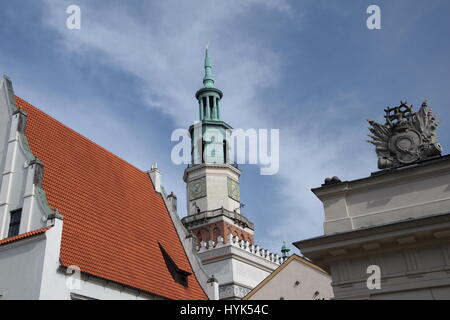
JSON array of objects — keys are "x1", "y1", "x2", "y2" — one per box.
[
  {"x1": 209, "y1": 96, "x2": 215, "y2": 119},
  {"x1": 216, "y1": 97, "x2": 220, "y2": 118},
  {"x1": 202, "y1": 97, "x2": 207, "y2": 118},
  {"x1": 201, "y1": 141, "x2": 205, "y2": 163},
  {"x1": 222, "y1": 140, "x2": 227, "y2": 164},
  {"x1": 200, "y1": 228, "x2": 211, "y2": 243}
]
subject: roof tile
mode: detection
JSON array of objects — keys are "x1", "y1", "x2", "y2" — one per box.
[
  {"x1": 16, "y1": 96, "x2": 207, "y2": 300},
  {"x1": 0, "y1": 227, "x2": 51, "y2": 246}
]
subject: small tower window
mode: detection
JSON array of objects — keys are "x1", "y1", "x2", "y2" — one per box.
[
  {"x1": 216, "y1": 97, "x2": 220, "y2": 118},
  {"x1": 201, "y1": 141, "x2": 206, "y2": 163},
  {"x1": 209, "y1": 96, "x2": 215, "y2": 119},
  {"x1": 202, "y1": 97, "x2": 208, "y2": 118},
  {"x1": 223, "y1": 140, "x2": 227, "y2": 164},
  {"x1": 8, "y1": 209, "x2": 22, "y2": 237}
]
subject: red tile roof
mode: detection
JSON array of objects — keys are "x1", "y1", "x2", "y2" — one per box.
[
  {"x1": 0, "y1": 226, "x2": 51, "y2": 246},
  {"x1": 16, "y1": 97, "x2": 207, "y2": 300}
]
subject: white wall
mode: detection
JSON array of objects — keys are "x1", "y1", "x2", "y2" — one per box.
[
  {"x1": 198, "y1": 240, "x2": 281, "y2": 299},
  {"x1": 0, "y1": 218, "x2": 162, "y2": 300},
  {"x1": 0, "y1": 76, "x2": 51, "y2": 240},
  {"x1": 0, "y1": 235, "x2": 46, "y2": 300},
  {"x1": 314, "y1": 159, "x2": 450, "y2": 235}
]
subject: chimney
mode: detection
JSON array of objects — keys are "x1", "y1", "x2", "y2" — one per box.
[
  {"x1": 207, "y1": 275, "x2": 219, "y2": 300},
  {"x1": 148, "y1": 163, "x2": 162, "y2": 194},
  {"x1": 167, "y1": 192, "x2": 177, "y2": 214}
]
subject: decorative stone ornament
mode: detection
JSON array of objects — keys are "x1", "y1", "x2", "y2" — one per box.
[{"x1": 367, "y1": 100, "x2": 442, "y2": 169}]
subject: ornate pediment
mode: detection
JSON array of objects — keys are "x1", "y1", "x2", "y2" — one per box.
[{"x1": 367, "y1": 100, "x2": 442, "y2": 169}]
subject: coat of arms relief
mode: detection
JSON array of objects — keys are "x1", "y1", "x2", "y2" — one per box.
[{"x1": 367, "y1": 100, "x2": 442, "y2": 169}]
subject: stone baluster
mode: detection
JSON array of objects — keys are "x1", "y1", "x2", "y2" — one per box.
[
  {"x1": 199, "y1": 241, "x2": 208, "y2": 253},
  {"x1": 227, "y1": 233, "x2": 234, "y2": 244},
  {"x1": 217, "y1": 236, "x2": 224, "y2": 247},
  {"x1": 261, "y1": 249, "x2": 267, "y2": 258},
  {"x1": 274, "y1": 254, "x2": 280, "y2": 264}
]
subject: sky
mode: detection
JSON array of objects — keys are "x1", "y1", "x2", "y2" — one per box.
[{"x1": 1, "y1": 0, "x2": 449, "y2": 254}]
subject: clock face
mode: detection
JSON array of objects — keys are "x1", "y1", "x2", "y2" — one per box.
[
  {"x1": 189, "y1": 178, "x2": 206, "y2": 200},
  {"x1": 228, "y1": 178, "x2": 240, "y2": 201}
]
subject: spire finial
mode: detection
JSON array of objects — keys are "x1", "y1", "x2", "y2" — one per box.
[
  {"x1": 281, "y1": 241, "x2": 291, "y2": 259},
  {"x1": 203, "y1": 44, "x2": 215, "y2": 88}
]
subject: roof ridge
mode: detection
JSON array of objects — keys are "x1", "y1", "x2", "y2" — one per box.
[{"x1": 0, "y1": 226, "x2": 52, "y2": 246}]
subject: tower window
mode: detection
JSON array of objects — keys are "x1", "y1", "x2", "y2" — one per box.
[
  {"x1": 8, "y1": 209, "x2": 22, "y2": 237},
  {"x1": 202, "y1": 97, "x2": 207, "y2": 118},
  {"x1": 209, "y1": 96, "x2": 215, "y2": 119},
  {"x1": 216, "y1": 97, "x2": 219, "y2": 118}
]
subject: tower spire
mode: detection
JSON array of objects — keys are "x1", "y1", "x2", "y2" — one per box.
[
  {"x1": 281, "y1": 242, "x2": 291, "y2": 259},
  {"x1": 203, "y1": 43, "x2": 215, "y2": 88}
]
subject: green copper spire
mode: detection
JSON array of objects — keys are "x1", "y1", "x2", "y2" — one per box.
[
  {"x1": 203, "y1": 44, "x2": 215, "y2": 88},
  {"x1": 281, "y1": 242, "x2": 291, "y2": 259}
]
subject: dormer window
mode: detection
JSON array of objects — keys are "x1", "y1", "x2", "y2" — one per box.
[
  {"x1": 8, "y1": 209, "x2": 22, "y2": 237},
  {"x1": 159, "y1": 243, "x2": 191, "y2": 287}
]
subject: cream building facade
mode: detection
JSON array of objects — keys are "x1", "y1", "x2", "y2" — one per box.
[
  {"x1": 244, "y1": 254, "x2": 334, "y2": 300},
  {"x1": 295, "y1": 102, "x2": 450, "y2": 300}
]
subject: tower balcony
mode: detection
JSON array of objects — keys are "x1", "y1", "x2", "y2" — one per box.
[{"x1": 187, "y1": 162, "x2": 239, "y2": 170}]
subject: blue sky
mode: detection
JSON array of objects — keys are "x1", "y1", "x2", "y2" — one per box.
[{"x1": 1, "y1": 0, "x2": 449, "y2": 254}]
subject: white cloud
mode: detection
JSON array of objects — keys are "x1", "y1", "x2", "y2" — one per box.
[{"x1": 40, "y1": 0, "x2": 375, "y2": 253}]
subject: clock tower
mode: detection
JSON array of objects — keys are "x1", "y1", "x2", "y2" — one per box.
[
  {"x1": 180, "y1": 48, "x2": 284, "y2": 300},
  {"x1": 182, "y1": 47, "x2": 254, "y2": 246}
]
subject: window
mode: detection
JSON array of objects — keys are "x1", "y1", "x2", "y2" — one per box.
[
  {"x1": 159, "y1": 243, "x2": 191, "y2": 287},
  {"x1": 223, "y1": 140, "x2": 227, "y2": 163},
  {"x1": 209, "y1": 96, "x2": 215, "y2": 118},
  {"x1": 202, "y1": 97, "x2": 207, "y2": 118},
  {"x1": 8, "y1": 209, "x2": 22, "y2": 237}
]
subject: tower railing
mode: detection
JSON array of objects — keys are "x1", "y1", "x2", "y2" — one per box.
[
  {"x1": 181, "y1": 207, "x2": 254, "y2": 230},
  {"x1": 196, "y1": 234, "x2": 286, "y2": 266},
  {"x1": 187, "y1": 162, "x2": 239, "y2": 169}
]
